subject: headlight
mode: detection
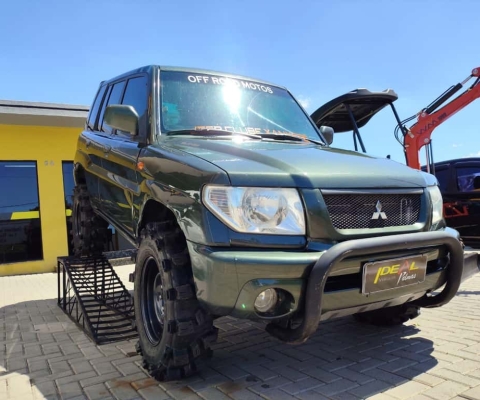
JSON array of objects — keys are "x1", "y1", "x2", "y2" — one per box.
[
  {"x1": 202, "y1": 185, "x2": 306, "y2": 235},
  {"x1": 427, "y1": 185, "x2": 444, "y2": 230}
]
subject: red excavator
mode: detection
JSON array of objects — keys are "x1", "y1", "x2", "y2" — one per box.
[
  {"x1": 397, "y1": 66, "x2": 480, "y2": 171},
  {"x1": 310, "y1": 66, "x2": 480, "y2": 246},
  {"x1": 397, "y1": 67, "x2": 480, "y2": 247}
]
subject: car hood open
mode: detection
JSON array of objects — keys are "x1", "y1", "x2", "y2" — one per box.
[{"x1": 309, "y1": 88, "x2": 398, "y2": 133}]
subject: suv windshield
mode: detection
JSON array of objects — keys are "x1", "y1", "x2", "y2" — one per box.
[{"x1": 159, "y1": 70, "x2": 323, "y2": 142}]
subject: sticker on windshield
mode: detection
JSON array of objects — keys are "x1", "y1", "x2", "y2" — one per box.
[
  {"x1": 194, "y1": 126, "x2": 308, "y2": 139},
  {"x1": 187, "y1": 75, "x2": 273, "y2": 94}
]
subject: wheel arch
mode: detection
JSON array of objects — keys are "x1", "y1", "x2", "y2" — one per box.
[{"x1": 136, "y1": 199, "x2": 178, "y2": 240}]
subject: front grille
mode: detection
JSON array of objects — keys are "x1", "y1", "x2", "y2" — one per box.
[{"x1": 322, "y1": 192, "x2": 422, "y2": 230}]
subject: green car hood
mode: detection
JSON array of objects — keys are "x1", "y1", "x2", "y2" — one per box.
[{"x1": 161, "y1": 137, "x2": 430, "y2": 189}]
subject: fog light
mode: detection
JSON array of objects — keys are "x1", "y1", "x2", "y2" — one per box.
[{"x1": 254, "y1": 289, "x2": 278, "y2": 313}]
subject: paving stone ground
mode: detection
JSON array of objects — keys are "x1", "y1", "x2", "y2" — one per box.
[{"x1": 1, "y1": 261, "x2": 480, "y2": 400}]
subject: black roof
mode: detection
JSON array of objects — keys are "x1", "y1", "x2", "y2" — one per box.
[{"x1": 310, "y1": 89, "x2": 398, "y2": 133}]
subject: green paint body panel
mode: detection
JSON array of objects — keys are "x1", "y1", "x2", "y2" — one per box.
[
  {"x1": 73, "y1": 64, "x2": 474, "y2": 328},
  {"x1": 186, "y1": 239, "x2": 449, "y2": 320}
]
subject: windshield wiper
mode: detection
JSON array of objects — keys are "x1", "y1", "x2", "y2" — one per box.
[
  {"x1": 165, "y1": 129, "x2": 262, "y2": 140},
  {"x1": 165, "y1": 128, "x2": 325, "y2": 146},
  {"x1": 257, "y1": 132, "x2": 325, "y2": 146}
]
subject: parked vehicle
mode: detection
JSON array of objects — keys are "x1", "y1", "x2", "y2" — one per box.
[
  {"x1": 71, "y1": 65, "x2": 478, "y2": 381},
  {"x1": 421, "y1": 158, "x2": 480, "y2": 248}
]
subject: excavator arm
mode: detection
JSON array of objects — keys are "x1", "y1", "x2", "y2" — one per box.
[{"x1": 400, "y1": 67, "x2": 480, "y2": 170}]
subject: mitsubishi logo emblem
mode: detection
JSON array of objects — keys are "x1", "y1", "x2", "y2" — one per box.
[{"x1": 371, "y1": 200, "x2": 387, "y2": 220}]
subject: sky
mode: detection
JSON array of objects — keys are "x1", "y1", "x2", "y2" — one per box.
[{"x1": 1, "y1": 0, "x2": 479, "y2": 165}]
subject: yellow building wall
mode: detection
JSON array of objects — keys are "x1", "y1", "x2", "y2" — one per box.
[{"x1": 0, "y1": 124, "x2": 81, "y2": 276}]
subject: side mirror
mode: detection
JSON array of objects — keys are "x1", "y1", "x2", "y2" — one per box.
[
  {"x1": 319, "y1": 125, "x2": 334, "y2": 145},
  {"x1": 474, "y1": 175, "x2": 480, "y2": 190},
  {"x1": 104, "y1": 105, "x2": 139, "y2": 136}
]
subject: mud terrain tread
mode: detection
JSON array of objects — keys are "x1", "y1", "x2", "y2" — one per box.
[
  {"x1": 134, "y1": 221, "x2": 218, "y2": 381},
  {"x1": 71, "y1": 184, "x2": 109, "y2": 257}
]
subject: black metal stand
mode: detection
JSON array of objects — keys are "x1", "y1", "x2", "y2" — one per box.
[{"x1": 57, "y1": 254, "x2": 137, "y2": 344}]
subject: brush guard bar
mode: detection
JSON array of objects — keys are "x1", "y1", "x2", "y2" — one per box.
[{"x1": 266, "y1": 230, "x2": 467, "y2": 344}]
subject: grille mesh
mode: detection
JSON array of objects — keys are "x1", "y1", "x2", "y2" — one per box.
[{"x1": 322, "y1": 193, "x2": 422, "y2": 230}]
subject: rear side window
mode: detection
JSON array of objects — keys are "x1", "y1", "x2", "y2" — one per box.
[
  {"x1": 101, "y1": 80, "x2": 126, "y2": 134},
  {"x1": 97, "y1": 85, "x2": 112, "y2": 131},
  {"x1": 119, "y1": 76, "x2": 149, "y2": 137},
  {"x1": 456, "y1": 166, "x2": 480, "y2": 192},
  {"x1": 86, "y1": 85, "x2": 107, "y2": 131}
]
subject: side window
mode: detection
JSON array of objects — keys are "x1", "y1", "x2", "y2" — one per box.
[
  {"x1": 86, "y1": 85, "x2": 107, "y2": 131},
  {"x1": 433, "y1": 168, "x2": 449, "y2": 191},
  {"x1": 119, "y1": 76, "x2": 149, "y2": 138},
  {"x1": 457, "y1": 166, "x2": 480, "y2": 192},
  {"x1": 97, "y1": 85, "x2": 112, "y2": 131},
  {"x1": 101, "y1": 80, "x2": 126, "y2": 134}
]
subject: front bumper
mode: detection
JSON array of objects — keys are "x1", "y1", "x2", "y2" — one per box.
[
  {"x1": 188, "y1": 228, "x2": 478, "y2": 343},
  {"x1": 267, "y1": 229, "x2": 469, "y2": 344}
]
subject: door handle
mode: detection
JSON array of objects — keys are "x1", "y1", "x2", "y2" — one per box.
[
  {"x1": 86, "y1": 140, "x2": 91, "y2": 148},
  {"x1": 103, "y1": 145, "x2": 112, "y2": 153}
]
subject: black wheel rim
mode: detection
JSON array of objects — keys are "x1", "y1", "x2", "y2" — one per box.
[{"x1": 141, "y1": 256, "x2": 164, "y2": 345}]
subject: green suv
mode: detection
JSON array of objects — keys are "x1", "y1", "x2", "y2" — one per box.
[{"x1": 72, "y1": 65, "x2": 477, "y2": 381}]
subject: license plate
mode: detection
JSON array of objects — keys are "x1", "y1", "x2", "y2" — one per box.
[{"x1": 362, "y1": 254, "x2": 428, "y2": 295}]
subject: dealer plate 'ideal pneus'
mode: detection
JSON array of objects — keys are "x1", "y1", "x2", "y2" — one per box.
[{"x1": 362, "y1": 254, "x2": 428, "y2": 294}]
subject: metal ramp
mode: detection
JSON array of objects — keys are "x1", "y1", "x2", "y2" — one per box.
[{"x1": 57, "y1": 254, "x2": 137, "y2": 344}]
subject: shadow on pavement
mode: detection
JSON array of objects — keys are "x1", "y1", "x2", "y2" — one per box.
[
  {"x1": 190, "y1": 315, "x2": 439, "y2": 399},
  {"x1": 0, "y1": 298, "x2": 440, "y2": 400}
]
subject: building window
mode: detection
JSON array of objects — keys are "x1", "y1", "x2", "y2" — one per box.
[
  {"x1": 62, "y1": 161, "x2": 75, "y2": 255},
  {"x1": 0, "y1": 161, "x2": 43, "y2": 264}
]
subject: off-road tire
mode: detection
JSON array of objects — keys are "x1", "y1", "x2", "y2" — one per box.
[
  {"x1": 71, "y1": 184, "x2": 109, "y2": 257},
  {"x1": 353, "y1": 304, "x2": 421, "y2": 326},
  {"x1": 134, "y1": 221, "x2": 218, "y2": 381}
]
